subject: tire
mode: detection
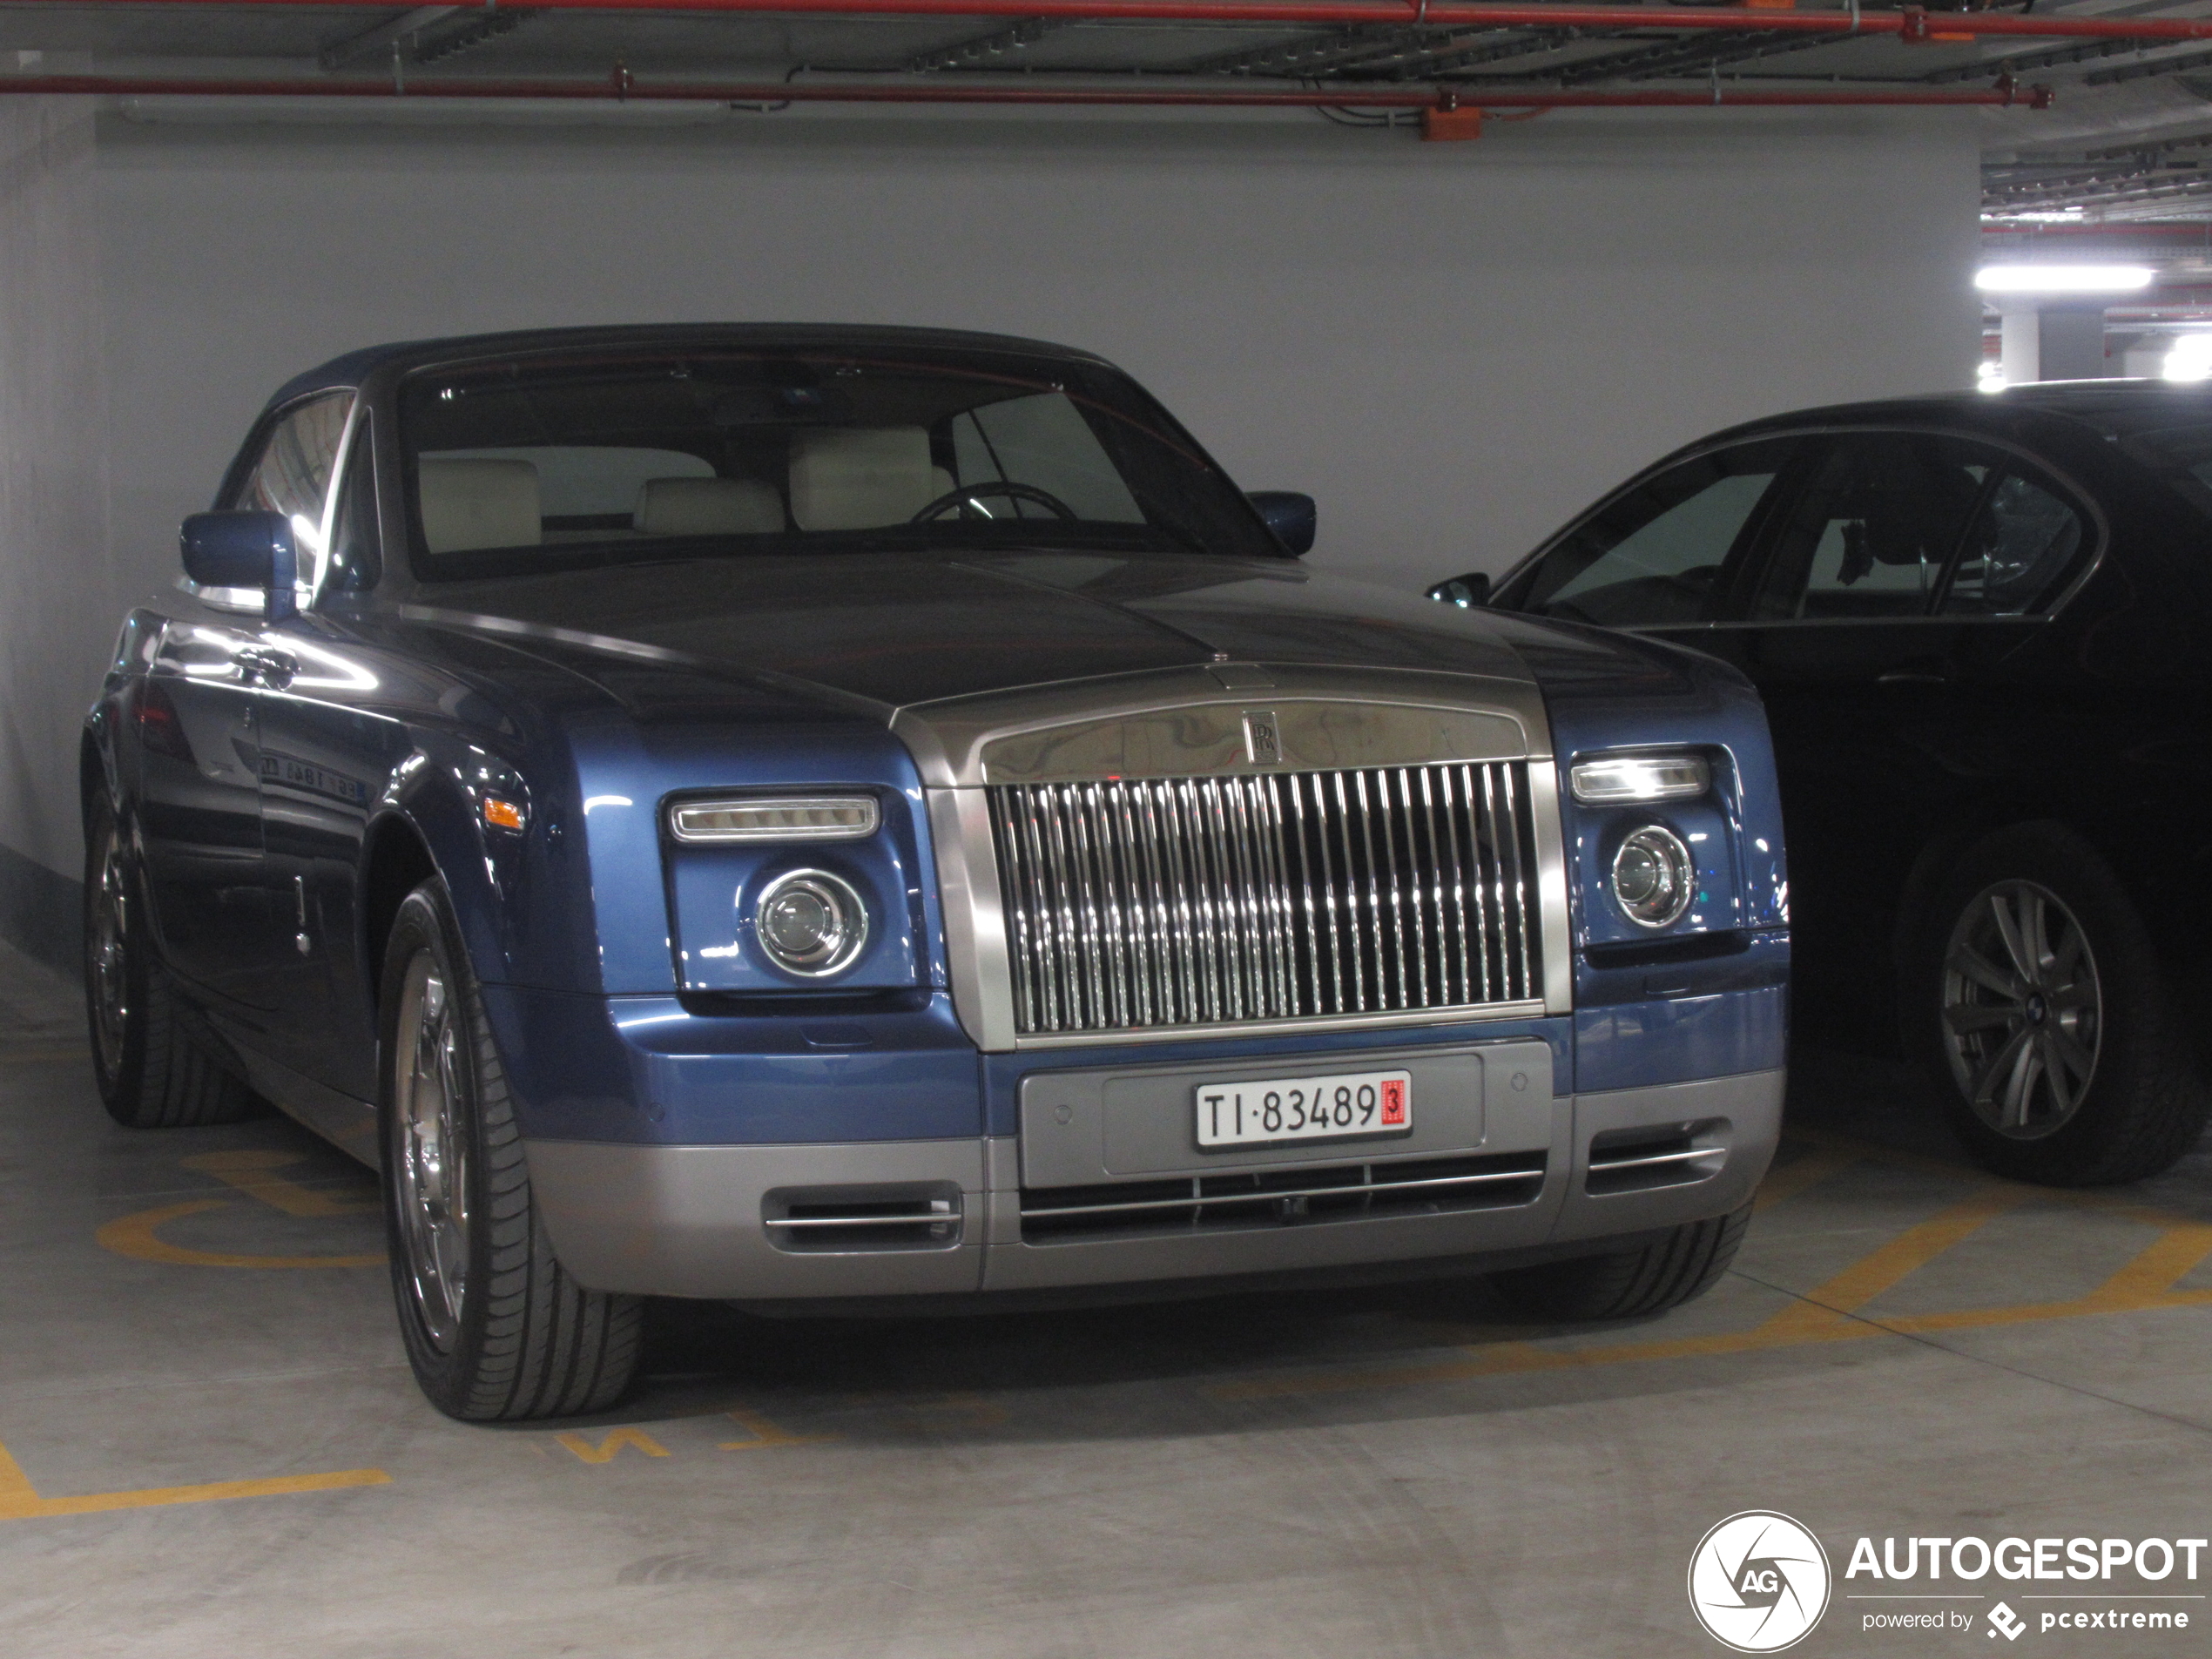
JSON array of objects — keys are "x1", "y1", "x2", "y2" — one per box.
[
  {"x1": 379, "y1": 880, "x2": 643, "y2": 1420},
  {"x1": 82, "y1": 796, "x2": 263, "y2": 1129},
  {"x1": 1909, "y1": 823, "x2": 2208, "y2": 1187},
  {"x1": 1490, "y1": 1204, "x2": 1750, "y2": 1322}
]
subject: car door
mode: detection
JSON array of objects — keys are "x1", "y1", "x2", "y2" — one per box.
[
  {"x1": 1497, "y1": 435, "x2": 1809, "y2": 657},
  {"x1": 173, "y1": 390, "x2": 355, "y2": 1037},
  {"x1": 1703, "y1": 429, "x2": 2087, "y2": 1011},
  {"x1": 246, "y1": 409, "x2": 407, "y2": 1100},
  {"x1": 138, "y1": 610, "x2": 281, "y2": 1011}
]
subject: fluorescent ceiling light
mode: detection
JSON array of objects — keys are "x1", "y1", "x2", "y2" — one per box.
[{"x1": 1975, "y1": 265, "x2": 2155, "y2": 294}]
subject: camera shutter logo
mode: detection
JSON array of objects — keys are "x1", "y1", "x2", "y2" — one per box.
[{"x1": 1687, "y1": 1511, "x2": 1832, "y2": 1652}]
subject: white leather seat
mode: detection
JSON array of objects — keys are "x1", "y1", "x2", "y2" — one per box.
[
  {"x1": 633, "y1": 476, "x2": 785, "y2": 536},
  {"x1": 788, "y1": 428, "x2": 948, "y2": 531},
  {"x1": 418, "y1": 458, "x2": 541, "y2": 554}
]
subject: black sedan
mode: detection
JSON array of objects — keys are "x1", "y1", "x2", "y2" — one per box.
[{"x1": 1433, "y1": 383, "x2": 2212, "y2": 1186}]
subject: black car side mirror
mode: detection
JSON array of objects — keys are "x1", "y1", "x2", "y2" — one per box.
[
  {"x1": 1426, "y1": 572, "x2": 1491, "y2": 609},
  {"x1": 181, "y1": 511, "x2": 298, "y2": 621},
  {"x1": 1246, "y1": 491, "x2": 1317, "y2": 556}
]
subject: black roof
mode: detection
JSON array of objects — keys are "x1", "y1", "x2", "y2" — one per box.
[
  {"x1": 1677, "y1": 377, "x2": 2212, "y2": 459},
  {"x1": 263, "y1": 322, "x2": 1116, "y2": 415}
]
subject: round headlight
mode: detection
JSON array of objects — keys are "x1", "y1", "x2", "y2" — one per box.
[
  {"x1": 1611, "y1": 826, "x2": 1695, "y2": 929},
  {"x1": 753, "y1": 869, "x2": 869, "y2": 977}
]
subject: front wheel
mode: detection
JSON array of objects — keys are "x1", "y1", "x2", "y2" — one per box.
[
  {"x1": 379, "y1": 881, "x2": 642, "y2": 1420},
  {"x1": 1489, "y1": 1204, "x2": 1750, "y2": 1322},
  {"x1": 1910, "y1": 824, "x2": 2207, "y2": 1187}
]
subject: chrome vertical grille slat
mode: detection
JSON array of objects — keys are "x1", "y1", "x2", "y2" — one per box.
[{"x1": 989, "y1": 762, "x2": 1543, "y2": 1036}]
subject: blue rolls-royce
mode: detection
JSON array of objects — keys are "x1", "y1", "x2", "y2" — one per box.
[{"x1": 81, "y1": 326, "x2": 1789, "y2": 1420}]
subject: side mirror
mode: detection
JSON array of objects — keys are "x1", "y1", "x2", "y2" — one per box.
[
  {"x1": 181, "y1": 511, "x2": 298, "y2": 620},
  {"x1": 1426, "y1": 572, "x2": 1491, "y2": 609},
  {"x1": 1246, "y1": 491, "x2": 1317, "y2": 556}
]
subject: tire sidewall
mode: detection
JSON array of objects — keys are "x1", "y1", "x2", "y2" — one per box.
[
  {"x1": 377, "y1": 882, "x2": 494, "y2": 1414},
  {"x1": 81, "y1": 796, "x2": 149, "y2": 1111},
  {"x1": 1910, "y1": 823, "x2": 2167, "y2": 1184}
]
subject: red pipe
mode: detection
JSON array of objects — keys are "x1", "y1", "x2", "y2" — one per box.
[
  {"x1": 0, "y1": 72, "x2": 2042, "y2": 106},
  {"x1": 28, "y1": 0, "x2": 2212, "y2": 45}
]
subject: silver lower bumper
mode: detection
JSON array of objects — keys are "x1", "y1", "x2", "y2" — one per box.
[{"x1": 526, "y1": 1068, "x2": 1784, "y2": 1301}]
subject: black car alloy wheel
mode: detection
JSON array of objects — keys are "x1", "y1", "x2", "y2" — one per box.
[
  {"x1": 1940, "y1": 879, "x2": 2101, "y2": 1142},
  {"x1": 1916, "y1": 823, "x2": 2208, "y2": 1186}
]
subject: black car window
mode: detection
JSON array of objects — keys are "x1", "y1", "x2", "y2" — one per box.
[
  {"x1": 1938, "y1": 469, "x2": 2086, "y2": 617},
  {"x1": 1514, "y1": 439, "x2": 1795, "y2": 626},
  {"x1": 396, "y1": 349, "x2": 1278, "y2": 578},
  {"x1": 1749, "y1": 434, "x2": 1989, "y2": 622}
]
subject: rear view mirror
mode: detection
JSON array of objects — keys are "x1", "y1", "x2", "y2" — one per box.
[
  {"x1": 1427, "y1": 572, "x2": 1491, "y2": 609},
  {"x1": 1246, "y1": 491, "x2": 1317, "y2": 556},
  {"x1": 181, "y1": 511, "x2": 298, "y2": 620}
]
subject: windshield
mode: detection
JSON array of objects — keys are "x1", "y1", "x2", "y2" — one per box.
[{"x1": 397, "y1": 347, "x2": 1280, "y2": 577}]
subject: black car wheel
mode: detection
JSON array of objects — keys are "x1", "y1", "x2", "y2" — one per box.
[
  {"x1": 1912, "y1": 823, "x2": 2208, "y2": 1186},
  {"x1": 379, "y1": 880, "x2": 643, "y2": 1420},
  {"x1": 82, "y1": 796, "x2": 261, "y2": 1129},
  {"x1": 1489, "y1": 1204, "x2": 1750, "y2": 1322}
]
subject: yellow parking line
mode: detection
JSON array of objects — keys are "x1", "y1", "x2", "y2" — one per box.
[
  {"x1": 1211, "y1": 1189, "x2": 2031, "y2": 1401},
  {"x1": 1752, "y1": 1145, "x2": 1860, "y2": 1212},
  {"x1": 1754, "y1": 1186, "x2": 2029, "y2": 1339},
  {"x1": 0, "y1": 1440, "x2": 387, "y2": 1521},
  {"x1": 180, "y1": 1150, "x2": 377, "y2": 1218},
  {"x1": 718, "y1": 1409, "x2": 840, "y2": 1451},
  {"x1": 0, "y1": 1045, "x2": 89, "y2": 1066},
  {"x1": 95, "y1": 1201, "x2": 385, "y2": 1270}
]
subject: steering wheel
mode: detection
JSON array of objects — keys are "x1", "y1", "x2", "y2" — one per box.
[{"x1": 910, "y1": 481, "x2": 1078, "y2": 523}]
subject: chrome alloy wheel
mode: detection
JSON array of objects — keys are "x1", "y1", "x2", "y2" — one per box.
[
  {"x1": 393, "y1": 949, "x2": 471, "y2": 1352},
  {"x1": 88, "y1": 821, "x2": 132, "y2": 1079},
  {"x1": 1941, "y1": 879, "x2": 2102, "y2": 1140}
]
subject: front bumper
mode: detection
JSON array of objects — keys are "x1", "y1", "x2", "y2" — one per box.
[{"x1": 526, "y1": 1065, "x2": 1784, "y2": 1300}]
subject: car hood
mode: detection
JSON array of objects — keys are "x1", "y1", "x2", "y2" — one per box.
[{"x1": 403, "y1": 550, "x2": 1568, "y2": 712}]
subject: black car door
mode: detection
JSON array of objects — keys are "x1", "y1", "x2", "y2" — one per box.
[{"x1": 1703, "y1": 430, "x2": 2090, "y2": 1022}]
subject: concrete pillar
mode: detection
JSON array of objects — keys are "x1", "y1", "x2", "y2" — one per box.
[
  {"x1": 2036, "y1": 307, "x2": 2108, "y2": 381},
  {"x1": 2000, "y1": 309, "x2": 2040, "y2": 383},
  {"x1": 1995, "y1": 303, "x2": 2111, "y2": 383}
]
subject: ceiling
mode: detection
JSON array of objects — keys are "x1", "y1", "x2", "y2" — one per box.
[{"x1": 9, "y1": 2, "x2": 2212, "y2": 220}]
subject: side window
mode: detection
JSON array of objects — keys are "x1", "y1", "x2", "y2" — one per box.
[
  {"x1": 324, "y1": 419, "x2": 381, "y2": 594},
  {"x1": 1939, "y1": 469, "x2": 2087, "y2": 617},
  {"x1": 229, "y1": 389, "x2": 354, "y2": 587},
  {"x1": 1750, "y1": 434, "x2": 1989, "y2": 622},
  {"x1": 1518, "y1": 439, "x2": 1795, "y2": 626}
]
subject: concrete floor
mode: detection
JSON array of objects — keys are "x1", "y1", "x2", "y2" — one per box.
[{"x1": 3, "y1": 940, "x2": 2210, "y2": 1659}]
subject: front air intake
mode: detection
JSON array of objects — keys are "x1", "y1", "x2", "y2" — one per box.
[
  {"x1": 988, "y1": 762, "x2": 1543, "y2": 1036},
  {"x1": 1020, "y1": 1150, "x2": 1547, "y2": 1244},
  {"x1": 761, "y1": 1184, "x2": 963, "y2": 1253},
  {"x1": 1584, "y1": 1122, "x2": 1728, "y2": 1196}
]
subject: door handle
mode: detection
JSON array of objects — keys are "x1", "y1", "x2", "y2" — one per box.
[
  {"x1": 1876, "y1": 670, "x2": 1948, "y2": 687},
  {"x1": 235, "y1": 648, "x2": 298, "y2": 689}
]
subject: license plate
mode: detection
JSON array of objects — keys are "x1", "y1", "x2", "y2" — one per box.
[{"x1": 1194, "y1": 1069, "x2": 1413, "y2": 1150}]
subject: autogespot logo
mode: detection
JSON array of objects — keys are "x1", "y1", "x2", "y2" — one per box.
[{"x1": 1689, "y1": 1511, "x2": 1834, "y2": 1652}]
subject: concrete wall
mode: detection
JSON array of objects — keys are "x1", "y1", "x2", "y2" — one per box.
[{"x1": 0, "y1": 99, "x2": 1983, "y2": 962}]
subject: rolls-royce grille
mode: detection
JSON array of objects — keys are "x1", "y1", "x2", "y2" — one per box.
[{"x1": 987, "y1": 762, "x2": 1541, "y2": 1036}]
